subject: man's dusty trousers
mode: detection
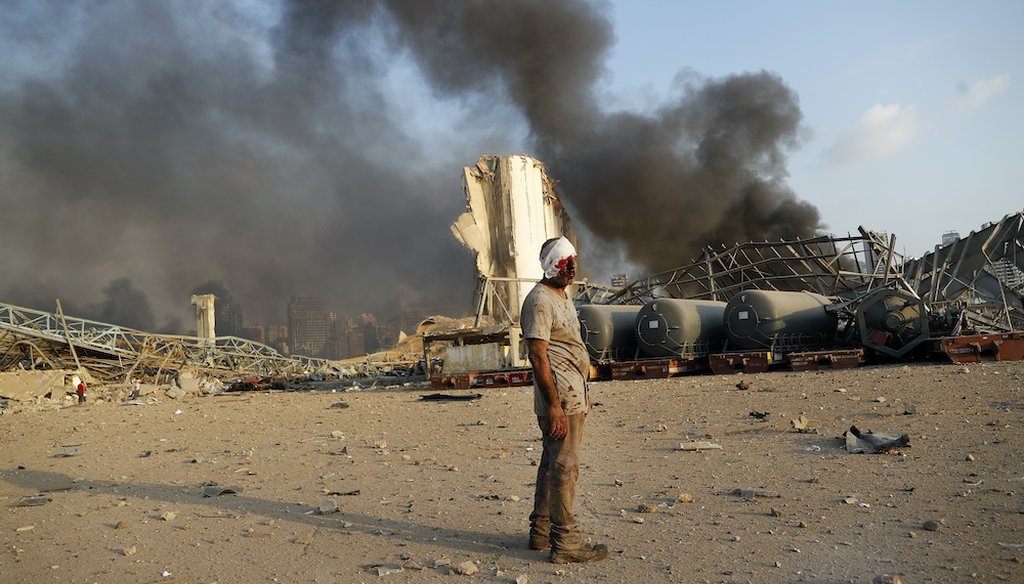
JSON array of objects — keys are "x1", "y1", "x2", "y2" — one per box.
[{"x1": 529, "y1": 413, "x2": 585, "y2": 551}]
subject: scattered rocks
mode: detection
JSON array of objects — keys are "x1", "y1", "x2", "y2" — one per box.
[
  {"x1": 966, "y1": 454, "x2": 976, "y2": 461},
  {"x1": 160, "y1": 511, "x2": 177, "y2": 522},
  {"x1": 873, "y1": 575, "x2": 903, "y2": 584},
  {"x1": 114, "y1": 521, "x2": 127, "y2": 530},
  {"x1": 923, "y1": 519, "x2": 942, "y2": 531},
  {"x1": 769, "y1": 507, "x2": 783, "y2": 517},
  {"x1": 677, "y1": 493, "x2": 694, "y2": 504},
  {"x1": 454, "y1": 560, "x2": 478, "y2": 575},
  {"x1": 638, "y1": 503, "x2": 657, "y2": 513},
  {"x1": 791, "y1": 415, "x2": 812, "y2": 432},
  {"x1": 318, "y1": 499, "x2": 339, "y2": 515},
  {"x1": 678, "y1": 441, "x2": 722, "y2": 451},
  {"x1": 119, "y1": 545, "x2": 137, "y2": 557},
  {"x1": 631, "y1": 516, "x2": 645, "y2": 524},
  {"x1": 165, "y1": 387, "x2": 186, "y2": 400},
  {"x1": 733, "y1": 488, "x2": 780, "y2": 500},
  {"x1": 331, "y1": 431, "x2": 345, "y2": 439}
]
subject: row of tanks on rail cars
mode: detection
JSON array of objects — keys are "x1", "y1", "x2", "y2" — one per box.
[{"x1": 577, "y1": 287, "x2": 1012, "y2": 376}]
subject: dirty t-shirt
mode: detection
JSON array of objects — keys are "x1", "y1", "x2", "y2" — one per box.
[{"x1": 520, "y1": 283, "x2": 590, "y2": 416}]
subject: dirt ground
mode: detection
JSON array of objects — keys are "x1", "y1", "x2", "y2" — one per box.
[{"x1": 2, "y1": 360, "x2": 1023, "y2": 584}]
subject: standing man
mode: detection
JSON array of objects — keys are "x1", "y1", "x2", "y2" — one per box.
[{"x1": 521, "y1": 236, "x2": 609, "y2": 564}]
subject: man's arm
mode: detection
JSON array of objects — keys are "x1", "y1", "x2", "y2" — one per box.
[{"x1": 527, "y1": 338, "x2": 567, "y2": 440}]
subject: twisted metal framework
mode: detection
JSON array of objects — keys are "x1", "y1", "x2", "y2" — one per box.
[
  {"x1": 903, "y1": 211, "x2": 1024, "y2": 331},
  {"x1": 605, "y1": 227, "x2": 910, "y2": 307},
  {"x1": 0, "y1": 301, "x2": 327, "y2": 383}
]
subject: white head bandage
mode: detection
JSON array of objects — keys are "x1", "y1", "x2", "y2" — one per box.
[{"x1": 540, "y1": 237, "x2": 577, "y2": 279}]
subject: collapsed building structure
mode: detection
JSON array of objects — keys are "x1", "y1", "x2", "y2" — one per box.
[
  {"x1": 0, "y1": 301, "x2": 329, "y2": 379},
  {"x1": 428, "y1": 155, "x2": 578, "y2": 385},
  {"x1": 437, "y1": 158, "x2": 1024, "y2": 386},
  {"x1": 4, "y1": 150, "x2": 1021, "y2": 399}
]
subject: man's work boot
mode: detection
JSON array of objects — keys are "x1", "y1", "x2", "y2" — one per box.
[
  {"x1": 549, "y1": 542, "x2": 609, "y2": 564},
  {"x1": 528, "y1": 533, "x2": 550, "y2": 550}
]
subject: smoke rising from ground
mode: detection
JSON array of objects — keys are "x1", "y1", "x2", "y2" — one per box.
[
  {"x1": 0, "y1": 1, "x2": 819, "y2": 331},
  {"x1": 384, "y1": 0, "x2": 820, "y2": 274}
]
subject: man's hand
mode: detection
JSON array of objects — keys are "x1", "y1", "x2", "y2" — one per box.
[{"x1": 547, "y1": 404, "x2": 568, "y2": 440}]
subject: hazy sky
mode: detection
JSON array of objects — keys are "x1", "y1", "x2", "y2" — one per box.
[
  {"x1": 607, "y1": 0, "x2": 1022, "y2": 256},
  {"x1": 1, "y1": 1, "x2": 1020, "y2": 330}
]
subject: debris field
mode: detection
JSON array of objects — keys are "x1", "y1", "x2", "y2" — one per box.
[{"x1": 1, "y1": 361, "x2": 1023, "y2": 583}]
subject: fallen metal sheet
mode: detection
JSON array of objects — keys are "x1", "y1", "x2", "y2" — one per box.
[
  {"x1": 201, "y1": 485, "x2": 244, "y2": 497},
  {"x1": 419, "y1": 393, "x2": 483, "y2": 402},
  {"x1": 677, "y1": 441, "x2": 723, "y2": 451},
  {"x1": 731, "y1": 488, "x2": 781, "y2": 500},
  {"x1": 844, "y1": 425, "x2": 910, "y2": 454},
  {"x1": 15, "y1": 494, "x2": 52, "y2": 507}
]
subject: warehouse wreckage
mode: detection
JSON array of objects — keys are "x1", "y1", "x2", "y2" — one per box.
[
  {"x1": 433, "y1": 157, "x2": 1024, "y2": 387},
  {"x1": 3, "y1": 154, "x2": 1024, "y2": 404}
]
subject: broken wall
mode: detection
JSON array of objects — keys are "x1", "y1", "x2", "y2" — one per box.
[{"x1": 451, "y1": 155, "x2": 576, "y2": 323}]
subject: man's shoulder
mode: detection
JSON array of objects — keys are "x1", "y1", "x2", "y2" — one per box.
[{"x1": 522, "y1": 282, "x2": 550, "y2": 308}]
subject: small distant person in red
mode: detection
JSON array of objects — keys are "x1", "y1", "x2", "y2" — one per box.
[{"x1": 76, "y1": 381, "x2": 86, "y2": 404}]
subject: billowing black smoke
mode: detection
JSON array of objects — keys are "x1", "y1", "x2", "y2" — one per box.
[
  {"x1": 382, "y1": 0, "x2": 820, "y2": 274},
  {"x1": 0, "y1": 1, "x2": 819, "y2": 331}
]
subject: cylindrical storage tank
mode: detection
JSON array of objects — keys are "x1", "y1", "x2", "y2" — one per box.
[
  {"x1": 635, "y1": 299, "x2": 727, "y2": 358},
  {"x1": 578, "y1": 305, "x2": 642, "y2": 361},
  {"x1": 724, "y1": 290, "x2": 837, "y2": 351},
  {"x1": 855, "y1": 289, "x2": 929, "y2": 358}
]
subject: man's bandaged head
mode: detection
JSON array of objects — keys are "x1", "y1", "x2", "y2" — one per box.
[{"x1": 540, "y1": 237, "x2": 577, "y2": 279}]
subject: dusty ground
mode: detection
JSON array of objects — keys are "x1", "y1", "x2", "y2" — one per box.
[{"x1": 2, "y1": 360, "x2": 1023, "y2": 584}]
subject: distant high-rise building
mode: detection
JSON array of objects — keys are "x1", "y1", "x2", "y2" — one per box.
[
  {"x1": 288, "y1": 296, "x2": 326, "y2": 357},
  {"x1": 610, "y1": 273, "x2": 629, "y2": 288},
  {"x1": 217, "y1": 301, "x2": 243, "y2": 337},
  {"x1": 266, "y1": 324, "x2": 288, "y2": 354},
  {"x1": 941, "y1": 231, "x2": 961, "y2": 247},
  {"x1": 325, "y1": 311, "x2": 339, "y2": 359},
  {"x1": 338, "y1": 315, "x2": 365, "y2": 358},
  {"x1": 241, "y1": 324, "x2": 265, "y2": 344},
  {"x1": 361, "y1": 313, "x2": 380, "y2": 354}
]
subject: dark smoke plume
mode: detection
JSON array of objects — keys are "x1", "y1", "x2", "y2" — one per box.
[
  {"x1": 1, "y1": 0, "x2": 819, "y2": 331},
  {"x1": 382, "y1": 0, "x2": 820, "y2": 274},
  {"x1": 0, "y1": 1, "x2": 472, "y2": 328}
]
